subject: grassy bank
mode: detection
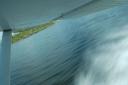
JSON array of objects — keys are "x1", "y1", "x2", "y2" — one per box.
[{"x1": 12, "y1": 21, "x2": 55, "y2": 43}]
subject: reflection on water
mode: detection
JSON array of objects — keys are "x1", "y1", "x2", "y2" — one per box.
[{"x1": 10, "y1": 6, "x2": 128, "y2": 85}]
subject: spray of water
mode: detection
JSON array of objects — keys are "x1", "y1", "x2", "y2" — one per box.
[{"x1": 75, "y1": 25, "x2": 128, "y2": 85}]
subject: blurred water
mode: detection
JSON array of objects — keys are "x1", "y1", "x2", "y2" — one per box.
[
  {"x1": 10, "y1": 6, "x2": 128, "y2": 85},
  {"x1": 0, "y1": 32, "x2": 2, "y2": 42}
]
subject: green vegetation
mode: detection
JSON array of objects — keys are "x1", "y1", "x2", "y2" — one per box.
[{"x1": 12, "y1": 21, "x2": 55, "y2": 43}]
